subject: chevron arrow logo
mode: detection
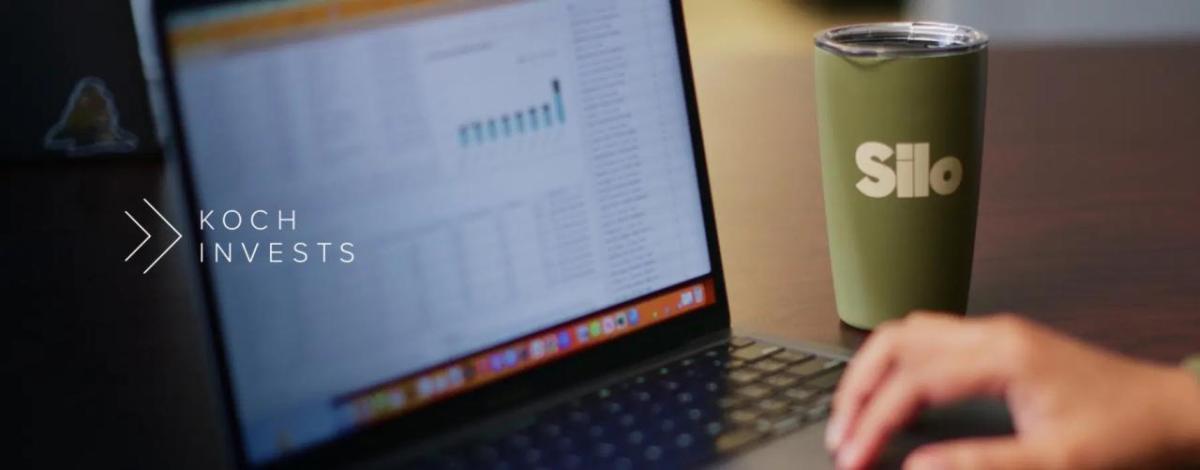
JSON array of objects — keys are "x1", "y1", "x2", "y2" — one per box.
[{"x1": 124, "y1": 198, "x2": 182, "y2": 274}]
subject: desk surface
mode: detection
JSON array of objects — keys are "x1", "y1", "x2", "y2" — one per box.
[{"x1": 692, "y1": 42, "x2": 1200, "y2": 362}]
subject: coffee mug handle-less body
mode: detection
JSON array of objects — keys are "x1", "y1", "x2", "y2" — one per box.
[{"x1": 814, "y1": 22, "x2": 989, "y2": 330}]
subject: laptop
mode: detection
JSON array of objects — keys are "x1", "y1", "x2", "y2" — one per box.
[{"x1": 154, "y1": 1, "x2": 1007, "y2": 468}]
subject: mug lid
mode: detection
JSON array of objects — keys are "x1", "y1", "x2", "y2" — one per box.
[{"x1": 815, "y1": 22, "x2": 988, "y2": 58}]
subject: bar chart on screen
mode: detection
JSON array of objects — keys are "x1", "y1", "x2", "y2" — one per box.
[
  {"x1": 408, "y1": 3, "x2": 580, "y2": 175},
  {"x1": 447, "y1": 73, "x2": 574, "y2": 173},
  {"x1": 456, "y1": 78, "x2": 567, "y2": 148}
]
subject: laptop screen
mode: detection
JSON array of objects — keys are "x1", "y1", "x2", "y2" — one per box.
[{"x1": 166, "y1": 0, "x2": 712, "y2": 463}]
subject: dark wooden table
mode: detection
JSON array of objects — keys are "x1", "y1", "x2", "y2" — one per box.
[
  {"x1": 693, "y1": 43, "x2": 1200, "y2": 363},
  {"x1": 5, "y1": 43, "x2": 1200, "y2": 469}
]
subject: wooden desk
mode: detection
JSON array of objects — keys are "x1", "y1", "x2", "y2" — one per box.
[{"x1": 691, "y1": 43, "x2": 1200, "y2": 362}]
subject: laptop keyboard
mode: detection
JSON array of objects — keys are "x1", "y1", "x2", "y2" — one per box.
[{"x1": 407, "y1": 337, "x2": 845, "y2": 469}]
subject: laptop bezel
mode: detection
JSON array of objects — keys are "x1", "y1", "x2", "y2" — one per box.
[{"x1": 152, "y1": 0, "x2": 729, "y2": 467}]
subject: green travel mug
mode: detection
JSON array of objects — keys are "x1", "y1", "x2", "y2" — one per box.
[{"x1": 813, "y1": 22, "x2": 989, "y2": 330}]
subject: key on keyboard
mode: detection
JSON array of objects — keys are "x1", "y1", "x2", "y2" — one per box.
[{"x1": 408, "y1": 337, "x2": 845, "y2": 469}]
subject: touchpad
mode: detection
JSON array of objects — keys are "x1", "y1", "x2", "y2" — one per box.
[{"x1": 874, "y1": 398, "x2": 1015, "y2": 469}]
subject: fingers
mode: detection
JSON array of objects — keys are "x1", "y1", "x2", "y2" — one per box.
[
  {"x1": 830, "y1": 312, "x2": 1022, "y2": 469},
  {"x1": 904, "y1": 437, "x2": 1038, "y2": 470},
  {"x1": 826, "y1": 321, "x2": 902, "y2": 450},
  {"x1": 828, "y1": 312, "x2": 962, "y2": 451},
  {"x1": 835, "y1": 358, "x2": 1010, "y2": 470},
  {"x1": 836, "y1": 372, "x2": 924, "y2": 469}
]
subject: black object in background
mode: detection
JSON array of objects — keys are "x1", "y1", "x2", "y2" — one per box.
[
  {"x1": 0, "y1": 0, "x2": 157, "y2": 159},
  {"x1": 2, "y1": 3, "x2": 226, "y2": 468}
]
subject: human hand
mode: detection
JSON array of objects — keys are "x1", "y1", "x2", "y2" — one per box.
[{"x1": 825, "y1": 312, "x2": 1200, "y2": 469}]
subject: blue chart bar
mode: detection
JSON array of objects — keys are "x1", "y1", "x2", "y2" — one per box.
[
  {"x1": 459, "y1": 78, "x2": 566, "y2": 147},
  {"x1": 553, "y1": 79, "x2": 565, "y2": 124}
]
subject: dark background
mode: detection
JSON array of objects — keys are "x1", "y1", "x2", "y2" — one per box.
[
  {"x1": 4, "y1": 160, "x2": 229, "y2": 467},
  {"x1": 2, "y1": 1, "x2": 226, "y2": 467},
  {"x1": 0, "y1": 1, "x2": 157, "y2": 159}
]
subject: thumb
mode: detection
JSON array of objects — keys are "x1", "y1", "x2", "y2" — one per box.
[{"x1": 903, "y1": 437, "x2": 1040, "y2": 470}]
